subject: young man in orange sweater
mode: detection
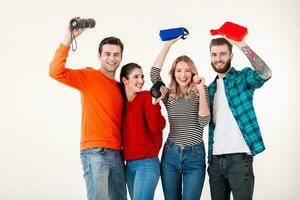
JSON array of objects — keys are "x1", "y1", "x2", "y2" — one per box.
[{"x1": 49, "y1": 18, "x2": 126, "y2": 200}]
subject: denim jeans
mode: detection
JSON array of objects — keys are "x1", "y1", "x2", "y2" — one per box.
[
  {"x1": 161, "y1": 141, "x2": 206, "y2": 200},
  {"x1": 80, "y1": 148, "x2": 127, "y2": 200},
  {"x1": 208, "y1": 153, "x2": 254, "y2": 200},
  {"x1": 126, "y1": 157, "x2": 160, "y2": 200}
]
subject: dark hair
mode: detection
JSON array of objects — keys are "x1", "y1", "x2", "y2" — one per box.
[
  {"x1": 119, "y1": 63, "x2": 142, "y2": 101},
  {"x1": 120, "y1": 63, "x2": 142, "y2": 83},
  {"x1": 210, "y1": 37, "x2": 233, "y2": 53},
  {"x1": 98, "y1": 36, "x2": 124, "y2": 56}
]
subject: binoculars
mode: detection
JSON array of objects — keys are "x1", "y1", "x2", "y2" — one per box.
[{"x1": 70, "y1": 18, "x2": 96, "y2": 30}]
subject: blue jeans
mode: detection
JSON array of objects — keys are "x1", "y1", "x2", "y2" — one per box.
[
  {"x1": 208, "y1": 153, "x2": 254, "y2": 200},
  {"x1": 80, "y1": 148, "x2": 127, "y2": 200},
  {"x1": 126, "y1": 157, "x2": 160, "y2": 200},
  {"x1": 161, "y1": 141, "x2": 206, "y2": 200}
]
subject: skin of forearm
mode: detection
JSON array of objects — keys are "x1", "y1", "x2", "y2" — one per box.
[
  {"x1": 198, "y1": 88, "x2": 210, "y2": 116},
  {"x1": 240, "y1": 44, "x2": 272, "y2": 80},
  {"x1": 153, "y1": 44, "x2": 171, "y2": 69},
  {"x1": 62, "y1": 36, "x2": 71, "y2": 46}
]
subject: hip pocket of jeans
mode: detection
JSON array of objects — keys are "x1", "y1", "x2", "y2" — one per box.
[
  {"x1": 192, "y1": 146, "x2": 205, "y2": 157},
  {"x1": 92, "y1": 148, "x2": 106, "y2": 154},
  {"x1": 163, "y1": 142, "x2": 172, "y2": 151}
]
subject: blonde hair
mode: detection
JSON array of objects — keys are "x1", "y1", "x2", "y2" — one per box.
[{"x1": 168, "y1": 55, "x2": 198, "y2": 101}]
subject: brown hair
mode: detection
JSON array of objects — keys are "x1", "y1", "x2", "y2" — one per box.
[
  {"x1": 98, "y1": 36, "x2": 124, "y2": 56},
  {"x1": 210, "y1": 37, "x2": 233, "y2": 53}
]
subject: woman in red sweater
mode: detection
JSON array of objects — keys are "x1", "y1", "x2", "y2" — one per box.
[{"x1": 120, "y1": 63, "x2": 166, "y2": 200}]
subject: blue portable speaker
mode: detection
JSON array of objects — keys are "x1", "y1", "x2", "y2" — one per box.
[{"x1": 159, "y1": 27, "x2": 189, "y2": 41}]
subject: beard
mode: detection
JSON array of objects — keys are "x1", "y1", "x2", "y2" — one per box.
[{"x1": 211, "y1": 59, "x2": 231, "y2": 74}]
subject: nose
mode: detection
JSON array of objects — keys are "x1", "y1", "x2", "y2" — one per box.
[
  {"x1": 215, "y1": 54, "x2": 222, "y2": 61},
  {"x1": 178, "y1": 71, "x2": 185, "y2": 76},
  {"x1": 108, "y1": 54, "x2": 116, "y2": 60}
]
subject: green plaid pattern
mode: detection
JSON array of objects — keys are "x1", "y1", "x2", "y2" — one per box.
[{"x1": 208, "y1": 67, "x2": 270, "y2": 163}]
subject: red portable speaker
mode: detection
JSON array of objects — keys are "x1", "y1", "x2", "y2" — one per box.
[{"x1": 210, "y1": 21, "x2": 248, "y2": 41}]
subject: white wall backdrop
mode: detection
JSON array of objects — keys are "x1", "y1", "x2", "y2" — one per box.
[{"x1": 0, "y1": 0, "x2": 299, "y2": 199}]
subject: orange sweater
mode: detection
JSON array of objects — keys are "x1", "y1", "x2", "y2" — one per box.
[{"x1": 49, "y1": 44, "x2": 123, "y2": 150}]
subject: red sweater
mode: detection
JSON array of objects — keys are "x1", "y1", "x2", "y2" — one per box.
[{"x1": 123, "y1": 91, "x2": 166, "y2": 160}]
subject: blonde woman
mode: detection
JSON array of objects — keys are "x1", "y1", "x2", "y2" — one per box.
[{"x1": 150, "y1": 38, "x2": 210, "y2": 200}]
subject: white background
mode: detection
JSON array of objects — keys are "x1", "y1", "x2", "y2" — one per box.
[{"x1": 0, "y1": 0, "x2": 299, "y2": 199}]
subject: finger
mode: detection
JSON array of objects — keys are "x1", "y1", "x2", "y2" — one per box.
[
  {"x1": 159, "y1": 89, "x2": 165, "y2": 96},
  {"x1": 193, "y1": 78, "x2": 200, "y2": 84},
  {"x1": 175, "y1": 36, "x2": 182, "y2": 41},
  {"x1": 160, "y1": 86, "x2": 166, "y2": 91},
  {"x1": 152, "y1": 97, "x2": 158, "y2": 105},
  {"x1": 161, "y1": 87, "x2": 168, "y2": 94},
  {"x1": 78, "y1": 28, "x2": 87, "y2": 34},
  {"x1": 199, "y1": 76, "x2": 205, "y2": 83}
]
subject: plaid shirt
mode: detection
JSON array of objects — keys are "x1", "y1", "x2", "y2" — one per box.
[{"x1": 208, "y1": 67, "x2": 270, "y2": 163}]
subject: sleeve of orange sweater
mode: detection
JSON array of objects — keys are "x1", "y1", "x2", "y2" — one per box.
[
  {"x1": 144, "y1": 92, "x2": 166, "y2": 135},
  {"x1": 49, "y1": 43, "x2": 86, "y2": 90}
]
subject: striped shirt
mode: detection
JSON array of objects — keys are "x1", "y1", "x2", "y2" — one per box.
[{"x1": 150, "y1": 67, "x2": 210, "y2": 146}]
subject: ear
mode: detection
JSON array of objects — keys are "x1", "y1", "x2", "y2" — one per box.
[
  {"x1": 230, "y1": 53, "x2": 233, "y2": 60},
  {"x1": 122, "y1": 77, "x2": 128, "y2": 85}
]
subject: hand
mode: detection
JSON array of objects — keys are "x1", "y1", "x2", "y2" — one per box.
[
  {"x1": 62, "y1": 17, "x2": 87, "y2": 46},
  {"x1": 152, "y1": 86, "x2": 168, "y2": 105},
  {"x1": 224, "y1": 36, "x2": 247, "y2": 49},
  {"x1": 193, "y1": 75, "x2": 205, "y2": 90},
  {"x1": 164, "y1": 36, "x2": 182, "y2": 48}
]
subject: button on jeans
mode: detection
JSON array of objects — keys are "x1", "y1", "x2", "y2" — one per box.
[
  {"x1": 126, "y1": 157, "x2": 160, "y2": 200},
  {"x1": 208, "y1": 153, "x2": 254, "y2": 200},
  {"x1": 161, "y1": 141, "x2": 206, "y2": 200},
  {"x1": 80, "y1": 148, "x2": 127, "y2": 200}
]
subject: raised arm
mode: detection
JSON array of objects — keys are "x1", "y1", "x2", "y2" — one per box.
[
  {"x1": 49, "y1": 18, "x2": 88, "y2": 90},
  {"x1": 49, "y1": 17, "x2": 86, "y2": 77},
  {"x1": 150, "y1": 37, "x2": 181, "y2": 84},
  {"x1": 152, "y1": 37, "x2": 181, "y2": 70},
  {"x1": 227, "y1": 37, "x2": 272, "y2": 80}
]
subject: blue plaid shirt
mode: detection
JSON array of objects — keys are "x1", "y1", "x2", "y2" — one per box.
[{"x1": 208, "y1": 67, "x2": 270, "y2": 163}]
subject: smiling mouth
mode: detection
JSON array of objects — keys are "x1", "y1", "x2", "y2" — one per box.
[
  {"x1": 215, "y1": 62, "x2": 225, "y2": 67},
  {"x1": 179, "y1": 78, "x2": 188, "y2": 82}
]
